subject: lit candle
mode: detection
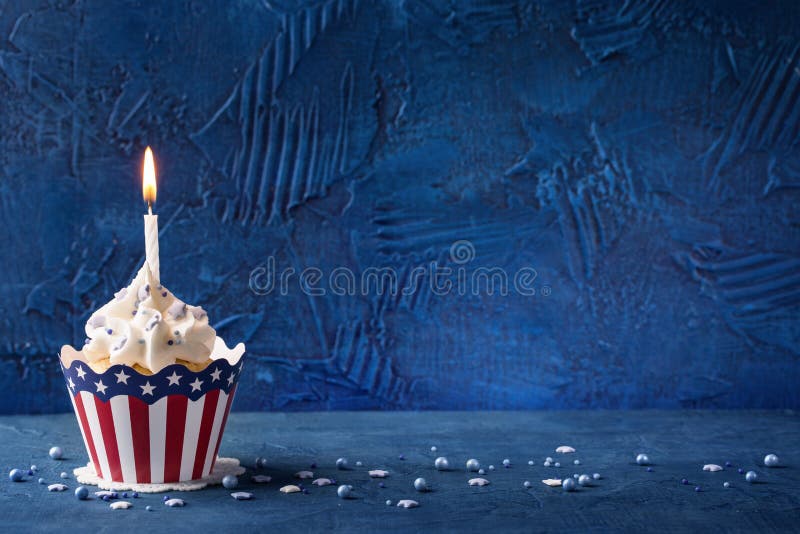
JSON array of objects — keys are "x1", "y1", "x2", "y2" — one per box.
[{"x1": 142, "y1": 146, "x2": 160, "y2": 282}]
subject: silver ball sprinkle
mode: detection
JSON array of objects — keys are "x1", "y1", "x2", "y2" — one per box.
[
  {"x1": 222, "y1": 475, "x2": 238, "y2": 489},
  {"x1": 60, "y1": 472, "x2": 68, "y2": 479},
  {"x1": 764, "y1": 454, "x2": 779, "y2": 467},
  {"x1": 478, "y1": 468, "x2": 486, "y2": 475},
  {"x1": 523, "y1": 480, "x2": 532, "y2": 488},
  {"x1": 466, "y1": 459, "x2": 481, "y2": 472},
  {"x1": 502, "y1": 459, "x2": 510, "y2": 466},
  {"x1": 430, "y1": 446, "x2": 437, "y2": 453},
  {"x1": 543, "y1": 461, "x2": 551, "y2": 467},
  {"x1": 723, "y1": 482, "x2": 731, "y2": 488},
  {"x1": 562, "y1": 477, "x2": 576, "y2": 492},
  {"x1": 545, "y1": 457, "x2": 553, "y2": 463},
  {"x1": 573, "y1": 459, "x2": 581, "y2": 466},
  {"x1": 528, "y1": 460, "x2": 534, "y2": 466},
  {"x1": 488, "y1": 465, "x2": 495, "y2": 471},
  {"x1": 413, "y1": 477, "x2": 428, "y2": 492},
  {"x1": 337, "y1": 484, "x2": 352, "y2": 499},
  {"x1": 578, "y1": 474, "x2": 592, "y2": 486},
  {"x1": 636, "y1": 454, "x2": 650, "y2": 466},
  {"x1": 336, "y1": 458, "x2": 349, "y2": 470},
  {"x1": 385, "y1": 500, "x2": 392, "y2": 506},
  {"x1": 745, "y1": 471, "x2": 757, "y2": 483},
  {"x1": 593, "y1": 473, "x2": 601, "y2": 480},
  {"x1": 49, "y1": 446, "x2": 63, "y2": 460},
  {"x1": 554, "y1": 462, "x2": 561, "y2": 468},
  {"x1": 434, "y1": 457, "x2": 450, "y2": 471}
]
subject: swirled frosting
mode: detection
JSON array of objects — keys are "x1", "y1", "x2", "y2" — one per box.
[{"x1": 79, "y1": 263, "x2": 216, "y2": 373}]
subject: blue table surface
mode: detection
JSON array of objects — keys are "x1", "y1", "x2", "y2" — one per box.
[{"x1": 2, "y1": 411, "x2": 799, "y2": 533}]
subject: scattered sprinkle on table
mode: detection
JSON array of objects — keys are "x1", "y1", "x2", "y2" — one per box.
[
  {"x1": 703, "y1": 464, "x2": 723, "y2": 472},
  {"x1": 164, "y1": 498, "x2": 186, "y2": 507},
  {"x1": 337, "y1": 485, "x2": 352, "y2": 499},
  {"x1": 578, "y1": 474, "x2": 592, "y2": 486},
  {"x1": 593, "y1": 473, "x2": 601, "y2": 480},
  {"x1": 745, "y1": 471, "x2": 758, "y2": 483},
  {"x1": 294, "y1": 471, "x2": 314, "y2": 479},
  {"x1": 231, "y1": 492, "x2": 253, "y2": 500},
  {"x1": 336, "y1": 458, "x2": 349, "y2": 470},
  {"x1": 74, "y1": 486, "x2": 88, "y2": 500},
  {"x1": 49, "y1": 446, "x2": 63, "y2": 460},
  {"x1": 60, "y1": 472, "x2": 69, "y2": 479},
  {"x1": 369, "y1": 469, "x2": 390, "y2": 478},
  {"x1": 562, "y1": 478, "x2": 576, "y2": 492},
  {"x1": 8, "y1": 469, "x2": 24, "y2": 482},
  {"x1": 222, "y1": 475, "x2": 238, "y2": 489},
  {"x1": 636, "y1": 454, "x2": 650, "y2": 465},
  {"x1": 414, "y1": 478, "x2": 428, "y2": 491},
  {"x1": 523, "y1": 481, "x2": 532, "y2": 488},
  {"x1": 542, "y1": 479, "x2": 562, "y2": 487},
  {"x1": 385, "y1": 500, "x2": 392, "y2": 506},
  {"x1": 38, "y1": 478, "x2": 46, "y2": 485},
  {"x1": 48, "y1": 483, "x2": 68, "y2": 492},
  {"x1": 468, "y1": 478, "x2": 490, "y2": 486},
  {"x1": 434, "y1": 457, "x2": 450, "y2": 470},
  {"x1": 110, "y1": 501, "x2": 133, "y2": 510},
  {"x1": 430, "y1": 446, "x2": 437, "y2": 452},
  {"x1": 252, "y1": 475, "x2": 272, "y2": 483},
  {"x1": 764, "y1": 454, "x2": 779, "y2": 467},
  {"x1": 528, "y1": 460, "x2": 534, "y2": 466},
  {"x1": 556, "y1": 446, "x2": 575, "y2": 454},
  {"x1": 396, "y1": 499, "x2": 419, "y2": 509},
  {"x1": 724, "y1": 482, "x2": 731, "y2": 488},
  {"x1": 312, "y1": 478, "x2": 333, "y2": 486},
  {"x1": 146, "y1": 506, "x2": 153, "y2": 512},
  {"x1": 466, "y1": 459, "x2": 480, "y2": 471},
  {"x1": 280, "y1": 485, "x2": 301, "y2": 494},
  {"x1": 355, "y1": 461, "x2": 363, "y2": 467}
]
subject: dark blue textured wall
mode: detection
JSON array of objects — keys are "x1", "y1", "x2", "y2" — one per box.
[{"x1": 1, "y1": 0, "x2": 799, "y2": 414}]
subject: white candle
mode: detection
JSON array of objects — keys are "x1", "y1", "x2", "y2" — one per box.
[{"x1": 142, "y1": 146, "x2": 160, "y2": 281}]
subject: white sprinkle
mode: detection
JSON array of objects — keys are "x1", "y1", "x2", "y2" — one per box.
[
  {"x1": 573, "y1": 459, "x2": 580, "y2": 465},
  {"x1": 430, "y1": 446, "x2": 437, "y2": 452},
  {"x1": 703, "y1": 464, "x2": 723, "y2": 472},
  {"x1": 556, "y1": 446, "x2": 575, "y2": 454},
  {"x1": 396, "y1": 499, "x2": 419, "y2": 509},
  {"x1": 110, "y1": 501, "x2": 133, "y2": 510},
  {"x1": 312, "y1": 478, "x2": 333, "y2": 486},
  {"x1": 94, "y1": 491, "x2": 115, "y2": 497},
  {"x1": 280, "y1": 485, "x2": 301, "y2": 494},
  {"x1": 294, "y1": 470, "x2": 314, "y2": 479},
  {"x1": 468, "y1": 478, "x2": 490, "y2": 486},
  {"x1": 231, "y1": 492, "x2": 253, "y2": 500},
  {"x1": 369, "y1": 469, "x2": 390, "y2": 478},
  {"x1": 355, "y1": 461, "x2": 363, "y2": 467},
  {"x1": 251, "y1": 475, "x2": 272, "y2": 483},
  {"x1": 542, "y1": 479, "x2": 562, "y2": 487},
  {"x1": 545, "y1": 457, "x2": 554, "y2": 463},
  {"x1": 47, "y1": 484, "x2": 68, "y2": 492},
  {"x1": 385, "y1": 499, "x2": 392, "y2": 506},
  {"x1": 164, "y1": 498, "x2": 185, "y2": 507},
  {"x1": 528, "y1": 460, "x2": 534, "y2": 465}
]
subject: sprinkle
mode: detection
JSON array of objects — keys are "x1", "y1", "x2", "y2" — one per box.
[
  {"x1": 399, "y1": 454, "x2": 405, "y2": 460},
  {"x1": 294, "y1": 471, "x2": 314, "y2": 479},
  {"x1": 167, "y1": 340, "x2": 174, "y2": 346},
  {"x1": 95, "y1": 491, "x2": 116, "y2": 498},
  {"x1": 478, "y1": 469, "x2": 485, "y2": 475},
  {"x1": 164, "y1": 498, "x2": 185, "y2": 507},
  {"x1": 466, "y1": 459, "x2": 480, "y2": 472},
  {"x1": 562, "y1": 478, "x2": 576, "y2": 492},
  {"x1": 703, "y1": 464, "x2": 723, "y2": 472},
  {"x1": 107, "y1": 329, "x2": 113, "y2": 335},
  {"x1": 48, "y1": 484, "x2": 69, "y2": 492},
  {"x1": 49, "y1": 446, "x2": 63, "y2": 459},
  {"x1": 543, "y1": 461, "x2": 551, "y2": 467},
  {"x1": 336, "y1": 458, "x2": 349, "y2": 470},
  {"x1": 502, "y1": 459, "x2": 511, "y2": 467},
  {"x1": 489, "y1": 465, "x2": 495, "y2": 471},
  {"x1": 162, "y1": 291, "x2": 167, "y2": 297},
  {"x1": 681, "y1": 479, "x2": 689, "y2": 485},
  {"x1": 251, "y1": 475, "x2": 272, "y2": 483},
  {"x1": 647, "y1": 467, "x2": 654, "y2": 472},
  {"x1": 163, "y1": 495, "x2": 170, "y2": 501},
  {"x1": 379, "y1": 482, "x2": 385, "y2": 488},
  {"x1": 369, "y1": 470, "x2": 390, "y2": 478},
  {"x1": 222, "y1": 475, "x2": 238, "y2": 489},
  {"x1": 725, "y1": 461, "x2": 733, "y2": 467},
  {"x1": 337, "y1": 485, "x2": 352, "y2": 499},
  {"x1": 542, "y1": 479, "x2": 562, "y2": 487},
  {"x1": 556, "y1": 446, "x2": 575, "y2": 454},
  {"x1": 110, "y1": 501, "x2": 133, "y2": 510},
  {"x1": 60, "y1": 472, "x2": 68, "y2": 479},
  {"x1": 280, "y1": 485, "x2": 301, "y2": 494},
  {"x1": 636, "y1": 454, "x2": 650, "y2": 465},
  {"x1": 738, "y1": 468, "x2": 744, "y2": 474},
  {"x1": 528, "y1": 460, "x2": 534, "y2": 466},
  {"x1": 545, "y1": 457, "x2": 554, "y2": 463},
  {"x1": 694, "y1": 486, "x2": 701, "y2": 492},
  {"x1": 312, "y1": 478, "x2": 333, "y2": 486},
  {"x1": 396, "y1": 499, "x2": 419, "y2": 509},
  {"x1": 593, "y1": 473, "x2": 601, "y2": 480},
  {"x1": 146, "y1": 506, "x2": 153, "y2": 512},
  {"x1": 745, "y1": 471, "x2": 757, "y2": 483},
  {"x1": 523, "y1": 481, "x2": 532, "y2": 488},
  {"x1": 430, "y1": 446, "x2": 437, "y2": 452},
  {"x1": 231, "y1": 492, "x2": 253, "y2": 500},
  {"x1": 724, "y1": 482, "x2": 731, "y2": 488},
  {"x1": 468, "y1": 478, "x2": 490, "y2": 486},
  {"x1": 578, "y1": 474, "x2": 592, "y2": 486},
  {"x1": 764, "y1": 454, "x2": 780, "y2": 467},
  {"x1": 132, "y1": 492, "x2": 139, "y2": 498},
  {"x1": 386, "y1": 500, "x2": 392, "y2": 506},
  {"x1": 573, "y1": 459, "x2": 581, "y2": 466},
  {"x1": 554, "y1": 462, "x2": 561, "y2": 468},
  {"x1": 258, "y1": 457, "x2": 268, "y2": 468},
  {"x1": 355, "y1": 461, "x2": 363, "y2": 467},
  {"x1": 74, "y1": 486, "x2": 89, "y2": 500},
  {"x1": 434, "y1": 457, "x2": 450, "y2": 470},
  {"x1": 413, "y1": 478, "x2": 428, "y2": 491},
  {"x1": 38, "y1": 478, "x2": 46, "y2": 484}
]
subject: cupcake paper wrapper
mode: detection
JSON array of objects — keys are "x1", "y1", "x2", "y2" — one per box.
[{"x1": 59, "y1": 355, "x2": 244, "y2": 484}]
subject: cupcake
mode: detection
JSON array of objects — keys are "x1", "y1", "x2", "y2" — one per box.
[{"x1": 59, "y1": 262, "x2": 245, "y2": 484}]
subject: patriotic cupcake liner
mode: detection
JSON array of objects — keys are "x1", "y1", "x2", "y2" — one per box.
[{"x1": 58, "y1": 339, "x2": 245, "y2": 484}]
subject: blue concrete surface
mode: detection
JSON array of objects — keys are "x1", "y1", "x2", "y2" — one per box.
[
  {"x1": 1, "y1": 411, "x2": 799, "y2": 532},
  {"x1": 1, "y1": 1, "x2": 799, "y2": 413}
]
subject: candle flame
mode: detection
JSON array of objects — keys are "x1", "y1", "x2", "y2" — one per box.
[{"x1": 142, "y1": 146, "x2": 157, "y2": 208}]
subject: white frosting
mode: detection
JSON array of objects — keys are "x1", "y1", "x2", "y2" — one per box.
[{"x1": 79, "y1": 263, "x2": 216, "y2": 373}]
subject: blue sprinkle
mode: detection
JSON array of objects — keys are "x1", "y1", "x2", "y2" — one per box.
[
  {"x1": 163, "y1": 495, "x2": 169, "y2": 501},
  {"x1": 310, "y1": 463, "x2": 317, "y2": 469},
  {"x1": 167, "y1": 340, "x2": 174, "y2": 346},
  {"x1": 102, "y1": 495, "x2": 110, "y2": 501},
  {"x1": 132, "y1": 492, "x2": 139, "y2": 498},
  {"x1": 107, "y1": 329, "x2": 113, "y2": 335},
  {"x1": 122, "y1": 492, "x2": 128, "y2": 498},
  {"x1": 38, "y1": 478, "x2": 45, "y2": 484},
  {"x1": 725, "y1": 461, "x2": 732, "y2": 467},
  {"x1": 399, "y1": 454, "x2": 405, "y2": 460},
  {"x1": 737, "y1": 468, "x2": 744, "y2": 474},
  {"x1": 681, "y1": 478, "x2": 689, "y2": 485},
  {"x1": 84, "y1": 338, "x2": 91, "y2": 345},
  {"x1": 75, "y1": 486, "x2": 89, "y2": 500},
  {"x1": 132, "y1": 311, "x2": 137, "y2": 316},
  {"x1": 694, "y1": 486, "x2": 701, "y2": 492},
  {"x1": 27, "y1": 469, "x2": 33, "y2": 476},
  {"x1": 379, "y1": 482, "x2": 385, "y2": 488},
  {"x1": 146, "y1": 505, "x2": 153, "y2": 512},
  {"x1": 302, "y1": 489, "x2": 310, "y2": 494},
  {"x1": 162, "y1": 291, "x2": 167, "y2": 297},
  {"x1": 647, "y1": 467, "x2": 654, "y2": 472},
  {"x1": 9, "y1": 469, "x2": 24, "y2": 482}
]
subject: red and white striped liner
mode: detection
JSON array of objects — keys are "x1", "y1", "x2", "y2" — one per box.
[{"x1": 67, "y1": 386, "x2": 237, "y2": 484}]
